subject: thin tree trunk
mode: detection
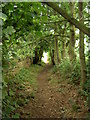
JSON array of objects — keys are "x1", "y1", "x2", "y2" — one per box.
[
  {"x1": 33, "y1": 48, "x2": 39, "y2": 64},
  {"x1": 39, "y1": 47, "x2": 43, "y2": 62},
  {"x1": 50, "y1": 49, "x2": 55, "y2": 65},
  {"x1": 61, "y1": 40, "x2": 66, "y2": 59},
  {"x1": 54, "y1": 12, "x2": 60, "y2": 65},
  {"x1": 61, "y1": 23, "x2": 66, "y2": 59},
  {"x1": 54, "y1": 23, "x2": 60, "y2": 65},
  {"x1": 79, "y1": 2, "x2": 87, "y2": 88},
  {"x1": 68, "y1": 2, "x2": 76, "y2": 62}
]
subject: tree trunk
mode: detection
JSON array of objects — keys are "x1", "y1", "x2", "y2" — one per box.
[
  {"x1": 54, "y1": 37, "x2": 60, "y2": 64},
  {"x1": 61, "y1": 40, "x2": 66, "y2": 59},
  {"x1": 54, "y1": 17, "x2": 60, "y2": 65},
  {"x1": 43, "y1": 2, "x2": 90, "y2": 36},
  {"x1": 39, "y1": 47, "x2": 43, "y2": 62},
  {"x1": 61, "y1": 23, "x2": 67, "y2": 60},
  {"x1": 79, "y1": 2, "x2": 87, "y2": 88},
  {"x1": 50, "y1": 49, "x2": 55, "y2": 65},
  {"x1": 68, "y1": 2, "x2": 76, "y2": 62},
  {"x1": 33, "y1": 48, "x2": 39, "y2": 64}
]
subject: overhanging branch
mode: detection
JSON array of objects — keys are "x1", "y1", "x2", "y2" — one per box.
[{"x1": 43, "y1": 2, "x2": 90, "y2": 36}]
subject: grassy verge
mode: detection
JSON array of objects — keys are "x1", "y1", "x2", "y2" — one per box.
[{"x1": 2, "y1": 64, "x2": 43, "y2": 118}]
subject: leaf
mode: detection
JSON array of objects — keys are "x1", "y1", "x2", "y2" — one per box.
[
  {"x1": 3, "y1": 26, "x2": 16, "y2": 36},
  {"x1": 36, "y1": 31, "x2": 42, "y2": 37},
  {"x1": 2, "y1": 90, "x2": 7, "y2": 99},
  {"x1": 0, "y1": 13, "x2": 7, "y2": 21},
  {"x1": 41, "y1": 16, "x2": 48, "y2": 22},
  {"x1": 4, "y1": 106, "x2": 12, "y2": 116},
  {"x1": 0, "y1": 19, "x2": 3, "y2": 26},
  {"x1": 12, "y1": 113, "x2": 20, "y2": 118},
  {"x1": 9, "y1": 90, "x2": 14, "y2": 96}
]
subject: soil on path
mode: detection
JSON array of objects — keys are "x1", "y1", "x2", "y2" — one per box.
[{"x1": 19, "y1": 64, "x2": 88, "y2": 118}]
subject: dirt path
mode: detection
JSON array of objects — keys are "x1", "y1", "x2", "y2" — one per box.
[
  {"x1": 30, "y1": 64, "x2": 62, "y2": 118},
  {"x1": 19, "y1": 64, "x2": 88, "y2": 118}
]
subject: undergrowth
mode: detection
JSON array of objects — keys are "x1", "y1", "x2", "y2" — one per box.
[
  {"x1": 51, "y1": 58, "x2": 81, "y2": 85},
  {"x1": 51, "y1": 58, "x2": 89, "y2": 116},
  {"x1": 2, "y1": 64, "x2": 42, "y2": 118}
]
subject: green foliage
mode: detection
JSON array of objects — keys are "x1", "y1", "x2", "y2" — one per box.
[
  {"x1": 72, "y1": 103, "x2": 81, "y2": 112},
  {"x1": 1, "y1": 13, "x2": 7, "y2": 21},
  {"x1": 3, "y1": 26, "x2": 16, "y2": 36},
  {"x1": 58, "y1": 58, "x2": 72, "y2": 78},
  {"x1": 13, "y1": 66, "x2": 38, "y2": 88},
  {"x1": 78, "y1": 89, "x2": 88, "y2": 97},
  {"x1": 2, "y1": 65, "x2": 42, "y2": 118},
  {"x1": 78, "y1": 89, "x2": 88, "y2": 108},
  {"x1": 2, "y1": 2, "x2": 50, "y2": 67},
  {"x1": 51, "y1": 58, "x2": 72, "y2": 77},
  {"x1": 12, "y1": 113, "x2": 20, "y2": 118},
  {"x1": 70, "y1": 60, "x2": 81, "y2": 85},
  {"x1": 51, "y1": 58, "x2": 72, "y2": 79},
  {"x1": 51, "y1": 58, "x2": 81, "y2": 85},
  {"x1": 51, "y1": 65, "x2": 58, "y2": 74}
]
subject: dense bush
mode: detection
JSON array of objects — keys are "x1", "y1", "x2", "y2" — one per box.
[
  {"x1": 52, "y1": 58, "x2": 81, "y2": 85},
  {"x1": 70, "y1": 60, "x2": 81, "y2": 85},
  {"x1": 2, "y1": 65, "x2": 41, "y2": 118},
  {"x1": 58, "y1": 58, "x2": 72, "y2": 78}
]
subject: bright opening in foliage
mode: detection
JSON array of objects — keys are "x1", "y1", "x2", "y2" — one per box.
[{"x1": 42, "y1": 52, "x2": 49, "y2": 64}]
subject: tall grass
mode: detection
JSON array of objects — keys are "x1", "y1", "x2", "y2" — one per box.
[{"x1": 52, "y1": 58, "x2": 81, "y2": 85}]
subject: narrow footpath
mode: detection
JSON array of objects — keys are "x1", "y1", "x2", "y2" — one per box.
[{"x1": 18, "y1": 64, "x2": 88, "y2": 118}]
